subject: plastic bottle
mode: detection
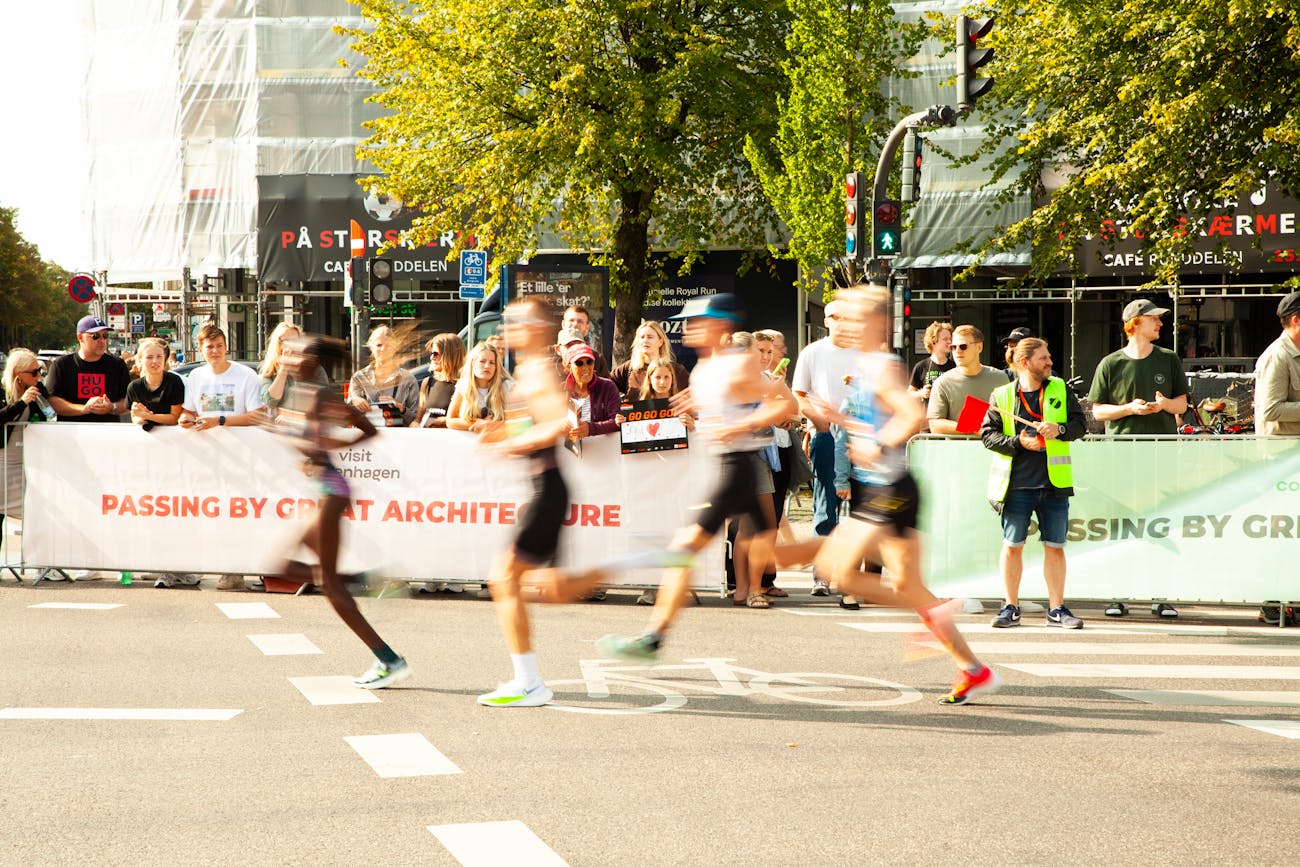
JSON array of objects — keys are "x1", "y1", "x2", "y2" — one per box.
[
  {"x1": 32, "y1": 394, "x2": 57, "y2": 422},
  {"x1": 120, "y1": 571, "x2": 133, "y2": 585}
]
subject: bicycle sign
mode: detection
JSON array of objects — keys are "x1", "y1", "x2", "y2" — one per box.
[{"x1": 545, "y1": 657, "x2": 922, "y2": 716}]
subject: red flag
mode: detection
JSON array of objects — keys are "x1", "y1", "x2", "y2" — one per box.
[{"x1": 956, "y1": 394, "x2": 990, "y2": 434}]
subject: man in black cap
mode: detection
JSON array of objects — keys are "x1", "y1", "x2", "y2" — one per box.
[
  {"x1": 1254, "y1": 291, "x2": 1300, "y2": 436},
  {"x1": 44, "y1": 316, "x2": 131, "y2": 423},
  {"x1": 1000, "y1": 327, "x2": 1034, "y2": 380}
]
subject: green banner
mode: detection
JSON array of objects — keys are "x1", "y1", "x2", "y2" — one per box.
[{"x1": 909, "y1": 436, "x2": 1300, "y2": 604}]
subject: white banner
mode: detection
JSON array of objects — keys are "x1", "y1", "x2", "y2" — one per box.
[{"x1": 22, "y1": 426, "x2": 723, "y2": 586}]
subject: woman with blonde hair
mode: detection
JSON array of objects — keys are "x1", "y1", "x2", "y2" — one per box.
[
  {"x1": 446, "y1": 341, "x2": 511, "y2": 432},
  {"x1": 2, "y1": 349, "x2": 52, "y2": 571},
  {"x1": 349, "y1": 325, "x2": 420, "y2": 427},
  {"x1": 610, "y1": 319, "x2": 688, "y2": 400},
  {"x1": 127, "y1": 337, "x2": 185, "y2": 431},
  {"x1": 417, "y1": 333, "x2": 466, "y2": 428}
]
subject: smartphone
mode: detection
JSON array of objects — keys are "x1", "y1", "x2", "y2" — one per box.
[{"x1": 774, "y1": 357, "x2": 790, "y2": 376}]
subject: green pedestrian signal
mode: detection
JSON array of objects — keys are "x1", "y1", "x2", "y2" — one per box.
[{"x1": 873, "y1": 199, "x2": 902, "y2": 259}]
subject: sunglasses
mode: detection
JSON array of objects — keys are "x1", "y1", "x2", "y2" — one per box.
[
  {"x1": 954, "y1": 343, "x2": 977, "y2": 351},
  {"x1": 572, "y1": 358, "x2": 594, "y2": 367},
  {"x1": 85, "y1": 332, "x2": 109, "y2": 340},
  {"x1": 430, "y1": 351, "x2": 440, "y2": 358},
  {"x1": 24, "y1": 367, "x2": 41, "y2": 376}
]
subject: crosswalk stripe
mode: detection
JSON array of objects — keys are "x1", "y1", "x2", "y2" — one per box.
[
  {"x1": 247, "y1": 633, "x2": 322, "y2": 656},
  {"x1": 216, "y1": 602, "x2": 279, "y2": 620},
  {"x1": 28, "y1": 602, "x2": 123, "y2": 610},
  {"x1": 429, "y1": 820, "x2": 567, "y2": 866},
  {"x1": 964, "y1": 642, "x2": 1300, "y2": 657},
  {"x1": 1105, "y1": 689, "x2": 1300, "y2": 707},
  {"x1": 0, "y1": 707, "x2": 242, "y2": 720},
  {"x1": 289, "y1": 676, "x2": 381, "y2": 705},
  {"x1": 1224, "y1": 719, "x2": 1300, "y2": 740},
  {"x1": 1000, "y1": 663, "x2": 1300, "y2": 680},
  {"x1": 345, "y1": 733, "x2": 461, "y2": 778}
]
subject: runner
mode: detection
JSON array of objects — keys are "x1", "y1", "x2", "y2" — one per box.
[
  {"x1": 813, "y1": 285, "x2": 1000, "y2": 706},
  {"x1": 273, "y1": 335, "x2": 411, "y2": 689},
  {"x1": 476, "y1": 295, "x2": 573, "y2": 708}
]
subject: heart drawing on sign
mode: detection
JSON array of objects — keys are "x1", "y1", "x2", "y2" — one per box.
[{"x1": 647, "y1": 422, "x2": 660, "y2": 436}]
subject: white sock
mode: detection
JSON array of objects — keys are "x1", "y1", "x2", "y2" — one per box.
[{"x1": 510, "y1": 652, "x2": 541, "y2": 688}]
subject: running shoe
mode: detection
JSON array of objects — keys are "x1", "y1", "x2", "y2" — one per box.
[
  {"x1": 1046, "y1": 605, "x2": 1084, "y2": 629},
  {"x1": 596, "y1": 632, "x2": 661, "y2": 663},
  {"x1": 1104, "y1": 601, "x2": 1128, "y2": 617},
  {"x1": 940, "y1": 665, "x2": 1002, "y2": 706},
  {"x1": 354, "y1": 656, "x2": 412, "y2": 689},
  {"x1": 636, "y1": 589, "x2": 656, "y2": 606},
  {"x1": 477, "y1": 680, "x2": 553, "y2": 707},
  {"x1": 810, "y1": 579, "x2": 831, "y2": 597},
  {"x1": 1152, "y1": 603, "x2": 1178, "y2": 618},
  {"x1": 152, "y1": 574, "x2": 174, "y2": 588},
  {"x1": 991, "y1": 603, "x2": 1021, "y2": 628}
]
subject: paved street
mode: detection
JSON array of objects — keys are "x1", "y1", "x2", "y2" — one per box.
[{"x1": 2, "y1": 577, "x2": 1298, "y2": 866}]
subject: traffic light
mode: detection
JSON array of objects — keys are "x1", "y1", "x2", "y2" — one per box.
[
  {"x1": 368, "y1": 256, "x2": 393, "y2": 305},
  {"x1": 347, "y1": 257, "x2": 366, "y2": 307},
  {"x1": 872, "y1": 198, "x2": 902, "y2": 259},
  {"x1": 845, "y1": 172, "x2": 866, "y2": 261},
  {"x1": 956, "y1": 15, "x2": 995, "y2": 113},
  {"x1": 900, "y1": 130, "x2": 923, "y2": 203}
]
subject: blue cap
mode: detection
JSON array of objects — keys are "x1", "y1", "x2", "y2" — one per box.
[
  {"x1": 77, "y1": 315, "x2": 111, "y2": 334},
  {"x1": 668, "y1": 293, "x2": 744, "y2": 323}
]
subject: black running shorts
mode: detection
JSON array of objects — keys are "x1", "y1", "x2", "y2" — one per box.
[
  {"x1": 694, "y1": 451, "x2": 775, "y2": 537},
  {"x1": 849, "y1": 472, "x2": 920, "y2": 535},
  {"x1": 513, "y1": 465, "x2": 569, "y2": 564}
]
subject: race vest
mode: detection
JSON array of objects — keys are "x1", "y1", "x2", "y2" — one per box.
[{"x1": 987, "y1": 377, "x2": 1073, "y2": 503}]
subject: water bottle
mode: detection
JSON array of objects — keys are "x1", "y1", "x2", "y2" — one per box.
[
  {"x1": 120, "y1": 571, "x2": 133, "y2": 586},
  {"x1": 33, "y1": 394, "x2": 57, "y2": 422}
]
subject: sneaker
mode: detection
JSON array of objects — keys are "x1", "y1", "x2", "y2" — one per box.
[
  {"x1": 636, "y1": 589, "x2": 656, "y2": 606},
  {"x1": 586, "y1": 588, "x2": 607, "y2": 602},
  {"x1": 838, "y1": 595, "x2": 861, "y2": 611},
  {"x1": 354, "y1": 657, "x2": 411, "y2": 689},
  {"x1": 152, "y1": 574, "x2": 175, "y2": 588},
  {"x1": 37, "y1": 568, "x2": 69, "y2": 582},
  {"x1": 1152, "y1": 603, "x2": 1178, "y2": 618},
  {"x1": 940, "y1": 665, "x2": 1002, "y2": 706},
  {"x1": 1104, "y1": 601, "x2": 1128, "y2": 617},
  {"x1": 1046, "y1": 605, "x2": 1084, "y2": 629},
  {"x1": 71, "y1": 570, "x2": 103, "y2": 581},
  {"x1": 991, "y1": 604, "x2": 1021, "y2": 628},
  {"x1": 215, "y1": 574, "x2": 246, "y2": 591},
  {"x1": 596, "y1": 632, "x2": 661, "y2": 663},
  {"x1": 174, "y1": 573, "x2": 201, "y2": 586},
  {"x1": 811, "y1": 579, "x2": 831, "y2": 597},
  {"x1": 477, "y1": 680, "x2": 553, "y2": 707}
]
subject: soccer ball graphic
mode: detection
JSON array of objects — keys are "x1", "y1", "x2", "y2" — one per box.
[{"x1": 363, "y1": 191, "x2": 404, "y2": 222}]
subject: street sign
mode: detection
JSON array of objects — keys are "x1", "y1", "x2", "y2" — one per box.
[
  {"x1": 459, "y1": 249, "x2": 488, "y2": 286},
  {"x1": 67, "y1": 273, "x2": 97, "y2": 304},
  {"x1": 459, "y1": 283, "x2": 485, "y2": 301},
  {"x1": 108, "y1": 315, "x2": 127, "y2": 331},
  {"x1": 130, "y1": 313, "x2": 146, "y2": 334},
  {"x1": 107, "y1": 302, "x2": 125, "y2": 316}
]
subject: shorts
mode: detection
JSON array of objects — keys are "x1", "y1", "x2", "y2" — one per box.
[
  {"x1": 751, "y1": 452, "x2": 775, "y2": 496},
  {"x1": 695, "y1": 452, "x2": 775, "y2": 537},
  {"x1": 1001, "y1": 488, "x2": 1069, "y2": 548},
  {"x1": 514, "y1": 465, "x2": 569, "y2": 564},
  {"x1": 311, "y1": 463, "x2": 352, "y2": 500},
  {"x1": 849, "y1": 473, "x2": 920, "y2": 536}
]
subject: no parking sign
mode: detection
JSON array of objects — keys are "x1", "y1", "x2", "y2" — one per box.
[{"x1": 67, "y1": 274, "x2": 97, "y2": 304}]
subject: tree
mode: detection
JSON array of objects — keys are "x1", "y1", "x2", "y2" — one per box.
[
  {"x1": 343, "y1": 0, "x2": 789, "y2": 359},
  {"x1": 743, "y1": 0, "x2": 923, "y2": 295},
  {"x1": 0, "y1": 206, "x2": 78, "y2": 351},
  {"x1": 974, "y1": 0, "x2": 1300, "y2": 283}
]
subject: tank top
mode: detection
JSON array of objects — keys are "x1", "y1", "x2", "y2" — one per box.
[
  {"x1": 692, "y1": 349, "x2": 775, "y2": 453},
  {"x1": 840, "y1": 352, "x2": 907, "y2": 485}
]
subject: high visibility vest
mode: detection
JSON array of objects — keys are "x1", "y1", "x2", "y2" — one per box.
[{"x1": 987, "y1": 377, "x2": 1074, "y2": 503}]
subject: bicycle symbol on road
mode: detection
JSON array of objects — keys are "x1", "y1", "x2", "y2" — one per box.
[{"x1": 545, "y1": 657, "x2": 922, "y2": 715}]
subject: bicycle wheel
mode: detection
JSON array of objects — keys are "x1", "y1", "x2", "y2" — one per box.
[
  {"x1": 749, "y1": 671, "x2": 922, "y2": 707},
  {"x1": 544, "y1": 678, "x2": 689, "y2": 716}
]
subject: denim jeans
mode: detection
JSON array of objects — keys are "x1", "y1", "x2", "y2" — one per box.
[{"x1": 810, "y1": 431, "x2": 840, "y2": 537}]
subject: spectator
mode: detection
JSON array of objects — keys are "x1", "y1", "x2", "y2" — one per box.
[
  {"x1": 752, "y1": 330, "x2": 802, "y2": 600},
  {"x1": 610, "y1": 320, "x2": 687, "y2": 399},
  {"x1": 553, "y1": 328, "x2": 588, "y2": 380},
  {"x1": 561, "y1": 304, "x2": 610, "y2": 377},
  {"x1": 349, "y1": 325, "x2": 419, "y2": 427},
  {"x1": 563, "y1": 342, "x2": 623, "y2": 442},
  {"x1": 1253, "y1": 291, "x2": 1300, "y2": 435},
  {"x1": 179, "y1": 323, "x2": 268, "y2": 592},
  {"x1": 927, "y1": 325, "x2": 1008, "y2": 435},
  {"x1": 2, "y1": 349, "x2": 52, "y2": 576},
  {"x1": 447, "y1": 341, "x2": 511, "y2": 432},
  {"x1": 908, "y1": 321, "x2": 954, "y2": 401},
  {"x1": 259, "y1": 322, "x2": 304, "y2": 419},
  {"x1": 756, "y1": 328, "x2": 789, "y2": 379},
  {"x1": 418, "y1": 333, "x2": 466, "y2": 428},
  {"x1": 999, "y1": 327, "x2": 1034, "y2": 380},
  {"x1": 44, "y1": 315, "x2": 131, "y2": 423},
  {"x1": 981, "y1": 337, "x2": 1087, "y2": 630}
]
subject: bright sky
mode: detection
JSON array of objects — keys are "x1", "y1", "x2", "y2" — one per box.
[{"x1": 0, "y1": 1, "x2": 89, "y2": 271}]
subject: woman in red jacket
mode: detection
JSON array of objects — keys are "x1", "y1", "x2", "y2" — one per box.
[{"x1": 563, "y1": 343, "x2": 624, "y2": 442}]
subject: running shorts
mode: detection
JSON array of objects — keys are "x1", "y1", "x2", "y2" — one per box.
[
  {"x1": 694, "y1": 451, "x2": 775, "y2": 537},
  {"x1": 849, "y1": 472, "x2": 920, "y2": 535},
  {"x1": 513, "y1": 464, "x2": 569, "y2": 564}
]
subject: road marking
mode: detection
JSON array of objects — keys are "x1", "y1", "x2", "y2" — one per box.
[
  {"x1": 1105, "y1": 689, "x2": 1300, "y2": 707},
  {"x1": 345, "y1": 733, "x2": 461, "y2": 778},
  {"x1": 288, "y1": 676, "x2": 380, "y2": 705},
  {"x1": 0, "y1": 707, "x2": 241, "y2": 721},
  {"x1": 1224, "y1": 719, "x2": 1300, "y2": 740},
  {"x1": 216, "y1": 602, "x2": 280, "y2": 619},
  {"x1": 428, "y1": 820, "x2": 567, "y2": 866},
  {"x1": 247, "y1": 633, "x2": 322, "y2": 656},
  {"x1": 1001, "y1": 663, "x2": 1300, "y2": 680},
  {"x1": 962, "y1": 642, "x2": 1300, "y2": 657},
  {"x1": 28, "y1": 602, "x2": 124, "y2": 610},
  {"x1": 840, "y1": 622, "x2": 1276, "y2": 637}
]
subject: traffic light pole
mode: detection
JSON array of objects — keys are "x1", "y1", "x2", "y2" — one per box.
[{"x1": 871, "y1": 105, "x2": 957, "y2": 207}]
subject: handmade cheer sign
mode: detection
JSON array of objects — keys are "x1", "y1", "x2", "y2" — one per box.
[{"x1": 619, "y1": 398, "x2": 689, "y2": 454}]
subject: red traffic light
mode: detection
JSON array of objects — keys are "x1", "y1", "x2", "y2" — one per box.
[
  {"x1": 874, "y1": 201, "x2": 900, "y2": 226},
  {"x1": 845, "y1": 175, "x2": 858, "y2": 197}
]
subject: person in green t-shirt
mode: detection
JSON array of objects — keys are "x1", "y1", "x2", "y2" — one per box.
[{"x1": 1088, "y1": 299, "x2": 1189, "y2": 437}]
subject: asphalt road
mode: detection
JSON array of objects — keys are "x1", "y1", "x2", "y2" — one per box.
[{"x1": 2, "y1": 577, "x2": 1298, "y2": 866}]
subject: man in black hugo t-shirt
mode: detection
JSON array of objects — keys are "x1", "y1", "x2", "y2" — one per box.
[{"x1": 44, "y1": 316, "x2": 131, "y2": 423}]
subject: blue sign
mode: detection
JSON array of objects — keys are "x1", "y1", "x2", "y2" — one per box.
[
  {"x1": 130, "y1": 313, "x2": 146, "y2": 334},
  {"x1": 459, "y1": 283, "x2": 485, "y2": 301},
  {"x1": 459, "y1": 249, "x2": 487, "y2": 286}
]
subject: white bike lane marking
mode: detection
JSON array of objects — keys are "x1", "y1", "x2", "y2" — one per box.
[
  {"x1": 246, "y1": 633, "x2": 322, "y2": 655},
  {"x1": 28, "y1": 602, "x2": 123, "y2": 610},
  {"x1": 215, "y1": 601, "x2": 280, "y2": 619},
  {"x1": 289, "y1": 675, "x2": 382, "y2": 705},
  {"x1": 345, "y1": 733, "x2": 461, "y2": 777},
  {"x1": 0, "y1": 707, "x2": 241, "y2": 721},
  {"x1": 1224, "y1": 719, "x2": 1300, "y2": 740},
  {"x1": 429, "y1": 820, "x2": 568, "y2": 866}
]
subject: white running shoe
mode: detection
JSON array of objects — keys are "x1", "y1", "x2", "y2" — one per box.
[
  {"x1": 477, "y1": 680, "x2": 553, "y2": 708},
  {"x1": 354, "y1": 657, "x2": 411, "y2": 689}
]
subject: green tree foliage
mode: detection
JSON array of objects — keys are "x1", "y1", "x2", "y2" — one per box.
[
  {"x1": 744, "y1": 0, "x2": 922, "y2": 295},
  {"x1": 343, "y1": 0, "x2": 789, "y2": 357},
  {"x1": 0, "y1": 207, "x2": 78, "y2": 351},
  {"x1": 978, "y1": 0, "x2": 1300, "y2": 283}
]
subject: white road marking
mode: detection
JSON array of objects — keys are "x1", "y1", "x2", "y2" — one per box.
[
  {"x1": 842, "y1": 622, "x2": 1266, "y2": 637},
  {"x1": 962, "y1": 642, "x2": 1300, "y2": 657},
  {"x1": 0, "y1": 707, "x2": 241, "y2": 721},
  {"x1": 247, "y1": 633, "x2": 322, "y2": 656},
  {"x1": 1105, "y1": 689, "x2": 1300, "y2": 707},
  {"x1": 1001, "y1": 663, "x2": 1300, "y2": 680},
  {"x1": 288, "y1": 676, "x2": 380, "y2": 705},
  {"x1": 429, "y1": 820, "x2": 567, "y2": 866},
  {"x1": 345, "y1": 733, "x2": 461, "y2": 778},
  {"x1": 1224, "y1": 719, "x2": 1300, "y2": 740},
  {"x1": 28, "y1": 602, "x2": 124, "y2": 610},
  {"x1": 216, "y1": 602, "x2": 280, "y2": 619}
]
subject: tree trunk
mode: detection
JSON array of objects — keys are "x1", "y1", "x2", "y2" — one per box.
[{"x1": 608, "y1": 185, "x2": 657, "y2": 365}]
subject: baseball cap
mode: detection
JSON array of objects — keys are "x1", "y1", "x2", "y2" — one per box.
[
  {"x1": 564, "y1": 343, "x2": 596, "y2": 366},
  {"x1": 1000, "y1": 326, "x2": 1033, "y2": 345},
  {"x1": 77, "y1": 315, "x2": 111, "y2": 334},
  {"x1": 1276, "y1": 291, "x2": 1300, "y2": 320},
  {"x1": 556, "y1": 328, "x2": 586, "y2": 347},
  {"x1": 668, "y1": 292, "x2": 744, "y2": 323},
  {"x1": 1122, "y1": 299, "x2": 1170, "y2": 321}
]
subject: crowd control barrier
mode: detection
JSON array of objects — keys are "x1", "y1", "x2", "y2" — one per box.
[
  {"x1": 13, "y1": 425, "x2": 724, "y2": 587},
  {"x1": 908, "y1": 435, "x2": 1300, "y2": 606}
]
